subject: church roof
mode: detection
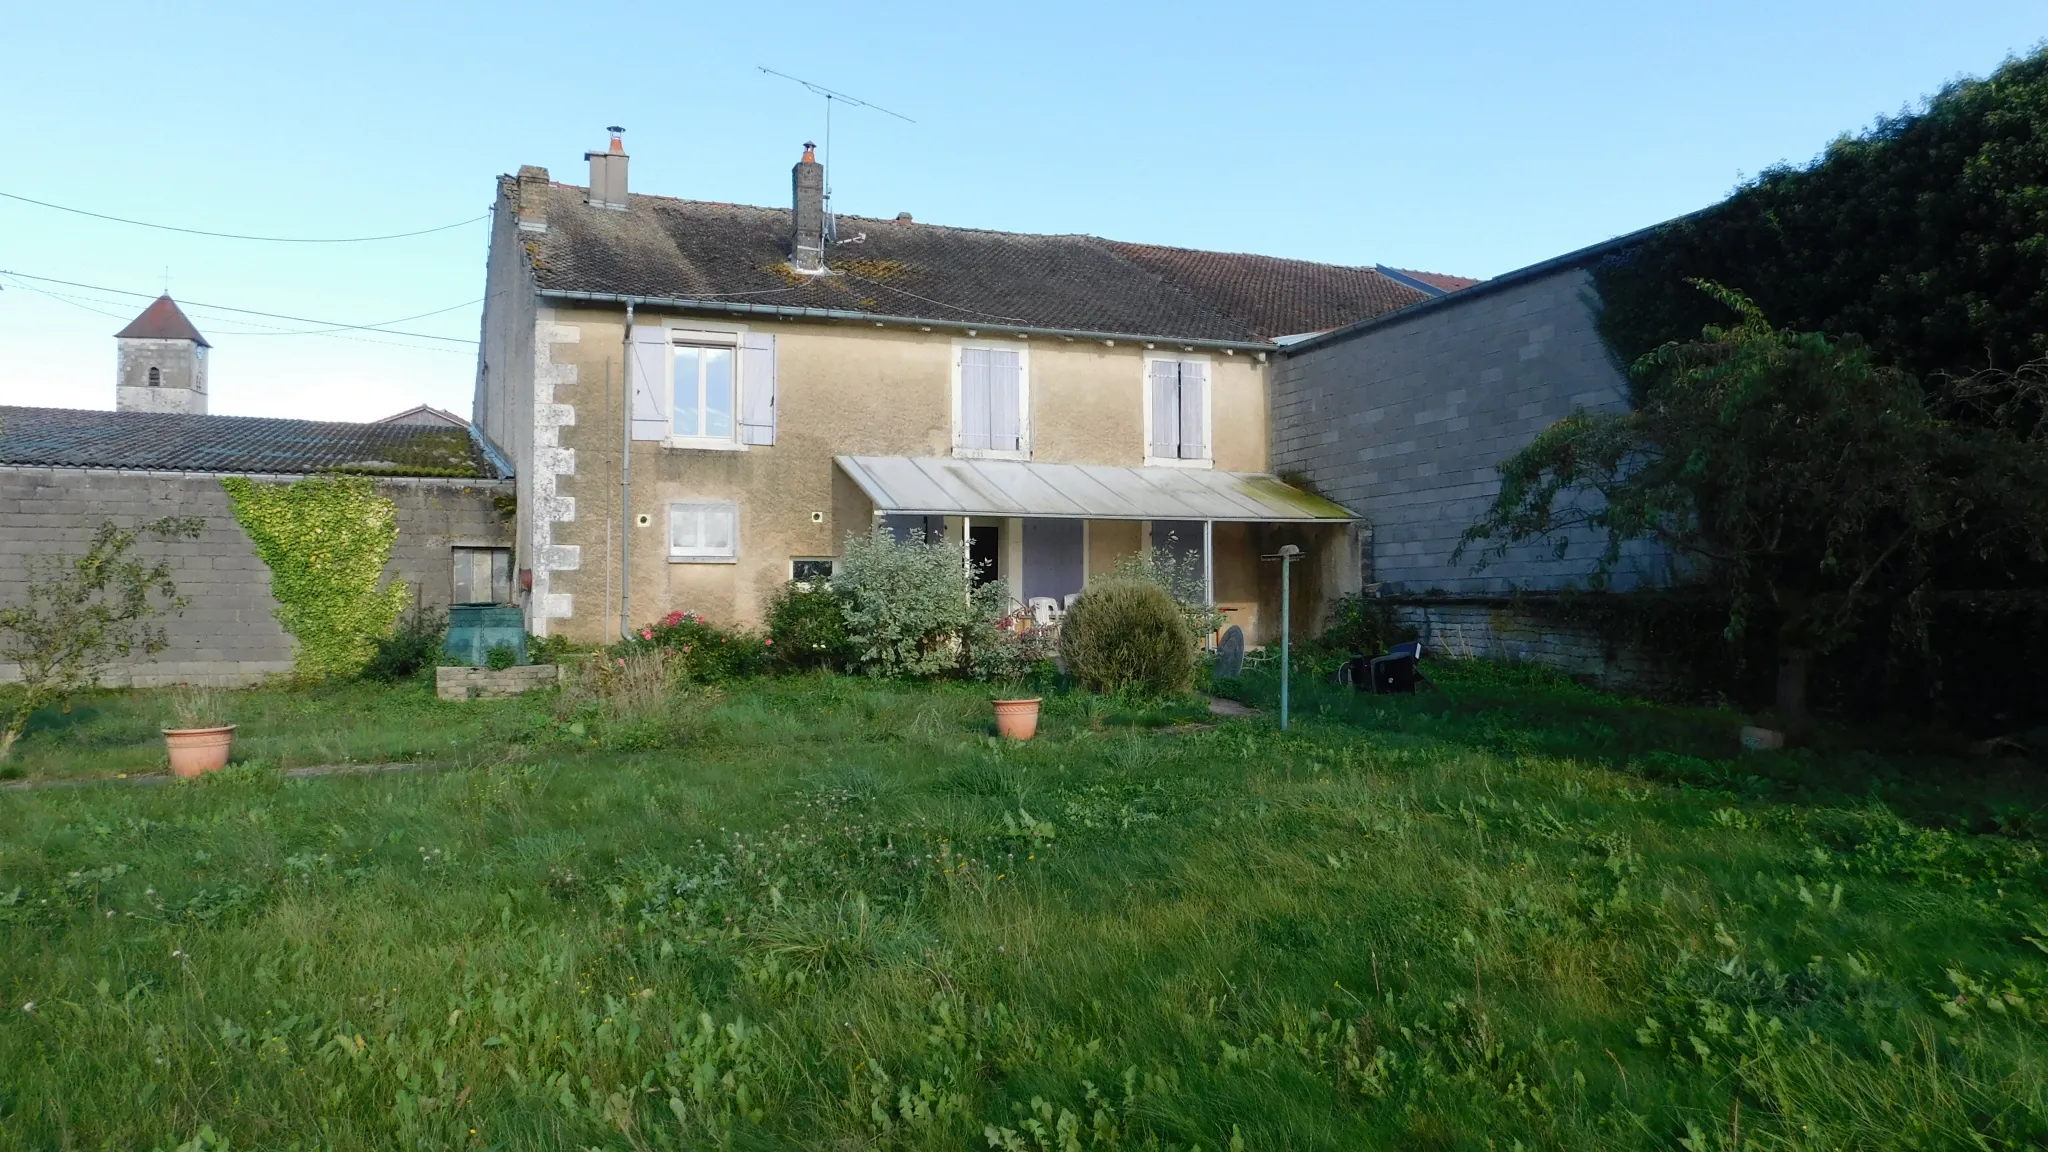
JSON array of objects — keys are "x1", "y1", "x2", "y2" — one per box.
[{"x1": 114, "y1": 295, "x2": 211, "y2": 348}]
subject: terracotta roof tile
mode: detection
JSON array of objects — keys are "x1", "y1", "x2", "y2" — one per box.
[{"x1": 113, "y1": 296, "x2": 211, "y2": 347}]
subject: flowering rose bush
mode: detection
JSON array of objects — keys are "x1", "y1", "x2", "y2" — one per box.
[{"x1": 614, "y1": 609, "x2": 768, "y2": 683}]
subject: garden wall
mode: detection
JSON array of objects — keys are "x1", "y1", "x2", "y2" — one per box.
[
  {"x1": 1390, "y1": 598, "x2": 1673, "y2": 693},
  {"x1": 0, "y1": 467, "x2": 514, "y2": 686}
]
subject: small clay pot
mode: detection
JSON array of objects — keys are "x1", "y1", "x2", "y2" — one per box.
[
  {"x1": 164, "y1": 725, "x2": 237, "y2": 779},
  {"x1": 992, "y1": 698, "x2": 1042, "y2": 741}
]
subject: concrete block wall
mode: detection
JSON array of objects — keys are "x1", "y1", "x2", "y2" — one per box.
[
  {"x1": 1272, "y1": 264, "x2": 1665, "y2": 594},
  {"x1": 0, "y1": 468, "x2": 513, "y2": 687},
  {"x1": 1391, "y1": 602, "x2": 1672, "y2": 692}
]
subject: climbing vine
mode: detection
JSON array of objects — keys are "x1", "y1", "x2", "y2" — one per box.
[{"x1": 222, "y1": 475, "x2": 410, "y2": 680}]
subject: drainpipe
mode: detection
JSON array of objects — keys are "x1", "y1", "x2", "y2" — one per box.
[{"x1": 620, "y1": 300, "x2": 635, "y2": 640}]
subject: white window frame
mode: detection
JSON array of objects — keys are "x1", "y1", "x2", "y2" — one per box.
[
  {"x1": 666, "y1": 325, "x2": 747, "y2": 452},
  {"x1": 950, "y1": 338, "x2": 1032, "y2": 461},
  {"x1": 668, "y1": 501, "x2": 739, "y2": 563},
  {"x1": 1142, "y1": 353, "x2": 1214, "y2": 468}
]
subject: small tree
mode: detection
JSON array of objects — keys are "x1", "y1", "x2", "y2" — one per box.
[
  {"x1": 1460, "y1": 283, "x2": 2048, "y2": 734},
  {"x1": 0, "y1": 517, "x2": 203, "y2": 760}
]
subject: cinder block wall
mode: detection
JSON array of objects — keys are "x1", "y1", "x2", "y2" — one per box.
[
  {"x1": 1391, "y1": 602, "x2": 1672, "y2": 693},
  {"x1": 1271, "y1": 264, "x2": 1665, "y2": 595},
  {"x1": 0, "y1": 469, "x2": 513, "y2": 686}
]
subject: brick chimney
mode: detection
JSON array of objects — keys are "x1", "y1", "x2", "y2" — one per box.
[
  {"x1": 516, "y1": 165, "x2": 550, "y2": 233},
  {"x1": 790, "y1": 142, "x2": 825, "y2": 272},
  {"x1": 585, "y1": 127, "x2": 629, "y2": 210}
]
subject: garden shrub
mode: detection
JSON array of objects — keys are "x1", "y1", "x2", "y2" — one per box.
[
  {"x1": 1060, "y1": 578, "x2": 1196, "y2": 697},
  {"x1": 361, "y1": 605, "x2": 446, "y2": 682},
  {"x1": 485, "y1": 643, "x2": 518, "y2": 670},
  {"x1": 833, "y1": 530, "x2": 1012, "y2": 679},
  {"x1": 765, "y1": 580, "x2": 855, "y2": 671},
  {"x1": 622, "y1": 610, "x2": 768, "y2": 683},
  {"x1": 1100, "y1": 549, "x2": 1225, "y2": 642}
]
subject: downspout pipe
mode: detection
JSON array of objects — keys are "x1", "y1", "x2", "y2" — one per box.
[{"x1": 620, "y1": 299, "x2": 635, "y2": 640}]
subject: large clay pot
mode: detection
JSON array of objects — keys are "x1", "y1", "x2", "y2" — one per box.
[
  {"x1": 164, "y1": 725, "x2": 237, "y2": 779},
  {"x1": 992, "y1": 698, "x2": 1042, "y2": 741}
]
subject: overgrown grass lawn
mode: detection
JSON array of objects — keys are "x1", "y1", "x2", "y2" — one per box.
[{"x1": 2, "y1": 667, "x2": 2044, "y2": 1149}]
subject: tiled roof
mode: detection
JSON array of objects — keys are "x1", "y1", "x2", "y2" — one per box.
[
  {"x1": 1386, "y1": 267, "x2": 1482, "y2": 294},
  {"x1": 0, "y1": 406, "x2": 507, "y2": 478},
  {"x1": 519, "y1": 181, "x2": 1433, "y2": 344},
  {"x1": 114, "y1": 295, "x2": 212, "y2": 347}
]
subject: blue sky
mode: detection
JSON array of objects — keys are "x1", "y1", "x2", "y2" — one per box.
[{"x1": 1, "y1": 1, "x2": 2041, "y2": 422}]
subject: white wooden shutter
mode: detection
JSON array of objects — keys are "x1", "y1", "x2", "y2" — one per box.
[
  {"x1": 740, "y1": 333, "x2": 776, "y2": 445},
  {"x1": 989, "y1": 349, "x2": 1022, "y2": 451},
  {"x1": 1149, "y1": 360, "x2": 1180, "y2": 458},
  {"x1": 629, "y1": 324, "x2": 671, "y2": 441},
  {"x1": 1177, "y1": 360, "x2": 1208, "y2": 459},
  {"x1": 959, "y1": 348, "x2": 992, "y2": 449}
]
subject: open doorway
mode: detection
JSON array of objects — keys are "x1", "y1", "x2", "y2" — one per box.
[{"x1": 968, "y1": 524, "x2": 1001, "y2": 586}]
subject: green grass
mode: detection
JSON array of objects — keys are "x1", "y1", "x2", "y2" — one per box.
[
  {"x1": 0, "y1": 678, "x2": 541, "y2": 781},
  {"x1": 2, "y1": 667, "x2": 2044, "y2": 1149}
]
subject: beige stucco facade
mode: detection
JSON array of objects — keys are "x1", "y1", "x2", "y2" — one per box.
[{"x1": 511, "y1": 301, "x2": 1321, "y2": 644}]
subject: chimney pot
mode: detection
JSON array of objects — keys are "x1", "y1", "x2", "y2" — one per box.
[
  {"x1": 585, "y1": 128, "x2": 630, "y2": 210},
  {"x1": 790, "y1": 142, "x2": 826, "y2": 272},
  {"x1": 516, "y1": 165, "x2": 550, "y2": 232}
]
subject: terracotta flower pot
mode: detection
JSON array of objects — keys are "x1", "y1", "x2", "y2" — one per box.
[
  {"x1": 164, "y1": 725, "x2": 237, "y2": 779},
  {"x1": 992, "y1": 697, "x2": 1042, "y2": 741}
]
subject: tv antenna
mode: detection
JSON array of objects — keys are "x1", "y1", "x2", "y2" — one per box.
[{"x1": 758, "y1": 66, "x2": 915, "y2": 239}]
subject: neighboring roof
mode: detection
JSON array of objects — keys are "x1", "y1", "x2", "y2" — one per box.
[
  {"x1": 0, "y1": 406, "x2": 508, "y2": 478},
  {"x1": 375, "y1": 404, "x2": 469, "y2": 429},
  {"x1": 835, "y1": 455, "x2": 1356, "y2": 523},
  {"x1": 521, "y1": 180, "x2": 1433, "y2": 346},
  {"x1": 114, "y1": 295, "x2": 211, "y2": 348},
  {"x1": 1279, "y1": 218, "x2": 1683, "y2": 358},
  {"x1": 1374, "y1": 265, "x2": 1483, "y2": 296}
]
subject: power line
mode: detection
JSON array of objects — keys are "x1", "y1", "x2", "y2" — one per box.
[
  {"x1": 0, "y1": 275, "x2": 475, "y2": 356},
  {"x1": 0, "y1": 271, "x2": 478, "y2": 343},
  {"x1": 0, "y1": 190, "x2": 487, "y2": 243}
]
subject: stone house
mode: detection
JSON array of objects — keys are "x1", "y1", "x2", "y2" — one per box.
[
  {"x1": 0, "y1": 298, "x2": 515, "y2": 686},
  {"x1": 474, "y1": 132, "x2": 1461, "y2": 643}
]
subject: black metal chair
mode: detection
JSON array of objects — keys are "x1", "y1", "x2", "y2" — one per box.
[{"x1": 1367, "y1": 641, "x2": 1424, "y2": 694}]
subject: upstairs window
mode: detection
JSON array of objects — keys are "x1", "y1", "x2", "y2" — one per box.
[
  {"x1": 672, "y1": 340, "x2": 736, "y2": 441},
  {"x1": 955, "y1": 344, "x2": 1028, "y2": 457},
  {"x1": 147, "y1": 366, "x2": 161, "y2": 386},
  {"x1": 1146, "y1": 357, "x2": 1210, "y2": 463}
]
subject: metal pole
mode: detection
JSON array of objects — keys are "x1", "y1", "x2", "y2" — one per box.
[
  {"x1": 620, "y1": 301, "x2": 636, "y2": 640},
  {"x1": 1279, "y1": 551, "x2": 1291, "y2": 730}
]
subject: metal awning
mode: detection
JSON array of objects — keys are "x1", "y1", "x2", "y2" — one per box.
[{"x1": 834, "y1": 455, "x2": 1356, "y2": 522}]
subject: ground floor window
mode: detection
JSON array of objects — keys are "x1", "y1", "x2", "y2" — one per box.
[
  {"x1": 451, "y1": 546, "x2": 512, "y2": 604},
  {"x1": 790, "y1": 558, "x2": 835, "y2": 582},
  {"x1": 670, "y1": 502, "x2": 738, "y2": 562}
]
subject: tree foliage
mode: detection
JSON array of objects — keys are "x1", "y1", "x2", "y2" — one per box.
[
  {"x1": 0, "y1": 516, "x2": 202, "y2": 760},
  {"x1": 1462, "y1": 284, "x2": 2048, "y2": 725},
  {"x1": 222, "y1": 476, "x2": 409, "y2": 681},
  {"x1": 1596, "y1": 47, "x2": 2048, "y2": 384}
]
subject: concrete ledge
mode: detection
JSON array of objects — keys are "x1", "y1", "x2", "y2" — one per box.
[{"x1": 435, "y1": 664, "x2": 562, "y2": 701}]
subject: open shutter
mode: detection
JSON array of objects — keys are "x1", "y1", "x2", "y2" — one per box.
[
  {"x1": 959, "y1": 348, "x2": 992, "y2": 449},
  {"x1": 740, "y1": 333, "x2": 776, "y2": 445},
  {"x1": 629, "y1": 324, "x2": 670, "y2": 440},
  {"x1": 1149, "y1": 360, "x2": 1180, "y2": 458},
  {"x1": 989, "y1": 349, "x2": 1022, "y2": 451},
  {"x1": 1177, "y1": 360, "x2": 1208, "y2": 459}
]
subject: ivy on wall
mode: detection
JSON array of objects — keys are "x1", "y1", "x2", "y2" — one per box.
[{"x1": 222, "y1": 475, "x2": 410, "y2": 680}]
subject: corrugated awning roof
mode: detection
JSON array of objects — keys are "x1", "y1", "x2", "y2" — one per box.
[{"x1": 835, "y1": 456, "x2": 1356, "y2": 522}]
